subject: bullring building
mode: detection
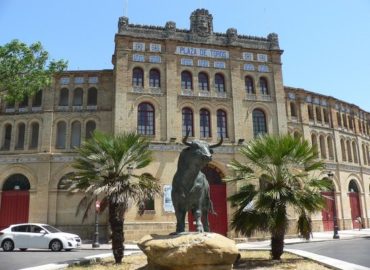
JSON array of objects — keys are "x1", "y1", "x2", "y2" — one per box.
[{"x1": 0, "y1": 9, "x2": 369, "y2": 241}]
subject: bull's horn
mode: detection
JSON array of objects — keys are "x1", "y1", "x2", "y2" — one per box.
[
  {"x1": 182, "y1": 129, "x2": 192, "y2": 146},
  {"x1": 210, "y1": 136, "x2": 223, "y2": 148}
]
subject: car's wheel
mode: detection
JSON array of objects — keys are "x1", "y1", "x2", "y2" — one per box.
[
  {"x1": 50, "y1": 240, "x2": 63, "y2": 252},
  {"x1": 2, "y1": 239, "x2": 14, "y2": 252},
  {"x1": 19, "y1": 248, "x2": 27, "y2": 251}
]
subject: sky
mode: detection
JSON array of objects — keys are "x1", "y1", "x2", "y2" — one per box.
[{"x1": 1, "y1": 0, "x2": 369, "y2": 112}]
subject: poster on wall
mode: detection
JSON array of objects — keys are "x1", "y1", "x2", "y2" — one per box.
[{"x1": 163, "y1": 185, "x2": 175, "y2": 213}]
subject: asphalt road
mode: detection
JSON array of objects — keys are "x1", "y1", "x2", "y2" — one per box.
[
  {"x1": 289, "y1": 237, "x2": 370, "y2": 268},
  {"x1": 0, "y1": 249, "x2": 112, "y2": 270}
]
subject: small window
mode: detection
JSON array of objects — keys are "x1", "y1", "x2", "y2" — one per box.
[
  {"x1": 245, "y1": 76, "x2": 255, "y2": 94},
  {"x1": 323, "y1": 108, "x2": 329, "y2": 124},
  {"x1": 198, "y1": 72, "x2": 209, "y2": 91},
  {"x1": 59, "y1": 88, "x2": 69, "y2": 106},
  {"x1": 32, "y1": 90, "x2": 42, "y2": 107},
  {"x1": 56, "y1": 122, "x2": 67, "y2": 149},
  {"x1": 2, "y1": 124, "x2": 12, "y2": 150},
  {"x1": 19, "y1": 96, "x2": 28, "y2": 108},
  {"x1": 337, "y1": 112, "x2": 342, "y2": 127},
  {"x1": 290, "y1": 102, "x2": 297, "y2": 117},
  {"x1": 29, "y1": 122, "x2": 39, "y2": 149},
  {"x1": 259, "y1": 77, "x2": 269, "y2": 95},
  {"x1": 71, "y1": 121, "x2": 81, "y2": 148},
  {"x1": 252, "y1": 109, "x2": 267, "y2": 138},
  {"x1": 87, "y1": 88, "x2": 97, "y2": 106},
  {"x1": 85, "y1": 121, "x2": 96, "y2": 139},
  {"x1": 137, "y1": 103, "x2": 155, "y2": 135},
  {"x1": 308, "y1": 105, "x2": 314, "y2": 121},
  {"x1": 217, "y1": 109, "x2": 228, "y2": 138},
  {"x1": 316, "y1": 107, "x2": 322, "y2": 122},
  {"x1": 341, "y1": 139, "x2": 346, "y2": 161},
  {"x1": 343, "y1": 114, "x2": 348, "y2": 128},
  {"x1": 182, "y1": 107, "x2": 194, "y2": 137},
  {"x1": 215, "y1": 73, "x2": 225, "y2": 92},
  {"x1": 181, "y1": 71, "x2": 193, "y2": 90},
  {"x1": 149, "y1": 69, "x2": 160, "y2": 88},
  {"x1": 200, "y1": 108, "x2": 211, "y2": 138},
  {"x1": 73, "y1": 88, "x2": 83, "y2": 106},
  {"x1": 15, "y1": 123, "x2": 26, "y2": 150},
  {"x1": 133, "y1": 67, "x2": 144, "y2": 87}
]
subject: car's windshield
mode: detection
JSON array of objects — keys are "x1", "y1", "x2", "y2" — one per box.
[{"x1": 42, "y1": 225, "x2": 61, "y2": 233}]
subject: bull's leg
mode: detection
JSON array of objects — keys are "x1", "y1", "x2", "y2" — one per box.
[
  {"x1": 194, "y1": 209, "x2": 204, "y2": 233},
  {"x1": 176, "y1": 210, "x2": 186, "y2": 233},
  {"x1": 202, "y1": 211, "x2": 210, "y2": 232}
]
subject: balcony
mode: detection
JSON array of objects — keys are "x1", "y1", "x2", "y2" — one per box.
[
  {"x1": 199, "y1": 91, "x2": 211, "y2": 97},
  {"x1": 31, "y1": 107, "x2": 42, "y2": 112},
  {"x1": 5, "y1": 108, "x2": 15, "y2": 113},
  {"x1": 19, "y1": 107, "x2": 28, "y2": 113},
  {"x1": 215, "y1": 92, "x2": 227, "y2": 98},
  {"x1": 181, "y1": 89, "x2": 194, "y2": 96}
]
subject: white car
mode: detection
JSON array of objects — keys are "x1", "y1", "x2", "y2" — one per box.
[{"x1": 0, "y1": 223, "x2": 81, "y2": 252}]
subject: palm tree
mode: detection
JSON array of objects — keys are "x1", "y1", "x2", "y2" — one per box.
[
  {"x1": 70, "y1": 131, "x2": 160, "y2": 264},
  {"x1": 228, "y1": 134, "x2": 331, "y2": 260}
]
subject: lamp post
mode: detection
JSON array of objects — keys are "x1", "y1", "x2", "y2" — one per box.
[
  {"x1": 92, "y1": 197, "x2": 100, "y2": 248},
  {"x1": 328, "y1": 172, "x2": 340, "y2": 239}
]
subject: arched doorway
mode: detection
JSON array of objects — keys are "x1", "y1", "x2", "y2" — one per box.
[
  {"x1": 321, "y1": 178, "x2": 336, "y2": 231},
  {"x1": 348, "y1": 180, "x2": 362, "y2": 229},
  {"x1": 188, "y1": 164, "x2": 228, "y2": 235},
  {"x1": 0, "y1": 174, "x2": 30, "y2": 229}
]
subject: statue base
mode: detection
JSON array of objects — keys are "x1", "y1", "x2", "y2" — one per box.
[{"x1": 137, "y1": 232, "x2": 240, "y2": 270}]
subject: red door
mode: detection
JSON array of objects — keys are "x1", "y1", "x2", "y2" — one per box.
[
  {"x1": 188, "y1": 184, "x2": 228, "y2": 235},
  {"x1": 349, "y1": 193, "x2": 361, "y2": 229},
  {"x1": 321, "y1": 192, "x2": 335, "y2": 231},
  {"x1": 0, "y1": 191, "x2": 29, "y2": 230}
]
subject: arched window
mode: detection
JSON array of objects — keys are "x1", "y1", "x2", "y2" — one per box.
[
  {"x1": 32, "y1": 90, "x2": 43, "y2": 107},
  {"x1": 316, "y1": 107, "x2": 322, "y2": 122},
  {"x1": 3, "y1": 174, "x2": 30, "y2": 191},
  {"x1": 319, "y1": 135, "x2": 326, "y2": 159},
  {"x1": 87, "y1": 88, "x2": 97, "y2": 106},
  {"x1": 181, "y1": 71, "x2": 193, "y2": 90},
  {"x1": 133, "y1": 67, "x2": 144, "y2": 87},
  {"x1": 2, "y1": 124, "x2": 12, "y2": 150},
  {"x1": 293, "y1": 131, "x2": 301, "y2": 139},
  {"x1": 198, "y1": 72, "x2": 209, "y2": 91},
  {"x1": 73, "y1": 88, "x2": 83, "y2": 106},
  {"x1": 182, "y1": 107, "x2": 194, "y2": 137},
  {"x1": 311, "y1": 134, "x2": 318, "y2": 157},
  {"x1": 58, "y1": 173, "x2": 74, "y2": 190},
  {"x1": 290, "y1": 102, "x2": 297, "y2": 117},
  {"x1": 346, "y1": 140, "x2": 352, "y2": 162},
  {"x1": 29, "y1": 122, "x2": 39, "y2": 149},
  {"x1": 337, "y1": 112, "x2": 342, "y2": 127},
  {"x1": 217, "y1": 109, "x2": 228, "y2": 138},
  {"x1": 362, "y1": 144, "x2": 367, "y2": 165},
  {"x1": 59, "y1": 88, "x2": 69, "y2": 106},
  {"x1": 259, "y1": 77, "x2": 269, "y2": 95},
  {"x1": 71, "y1": 121, "x2": 81, "y2": 148},
  {"x1": 137, "y1": 103, "x2": 155, "y2": 135},
  {"x1": 56, "y1": 121, "x2": 67, "y2": 149},
  {"x1": 85, "y1": 121, "x2": 96, "y2": 139},
  {"x1": 215, "y1": 73, "x2": 225, "y2": 92},
  {"x1": 348, "y1": 180, "x2": 359, "y2": 193},
  {"x1": 352, "y1": 141, "x2": 358, "y2": 163},
  {"x1": 149, "y1": 69, "x2": 160, "y2": 88},
  {"x1": 341, "y1": 139, "x2": 346, "y2": 161},
  {"x1": 245, "y1": 76, "x2": 255, "y2": 94},
  {"x1": 15, "y1": 123, "x2": 26, "y2": 150},
  {"x1": 252, "y1": 109, "x2": 267, "y2": 138},
  {"x1": 327, "y1": 136, "x2": 334, "y2": 160},
  {"x1": 200, "y1": 108, "x2": 211, "y2": 138}
]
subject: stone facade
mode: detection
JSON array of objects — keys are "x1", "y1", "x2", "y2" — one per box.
[{"x1": 0, "y1": 9, "x2": 369, "y2": 241}]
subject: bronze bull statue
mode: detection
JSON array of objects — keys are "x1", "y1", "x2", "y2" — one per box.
[{"x1": 171, "y1": 131, "x2": 222, "y2": 233}]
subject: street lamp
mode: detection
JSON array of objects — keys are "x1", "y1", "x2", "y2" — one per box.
[
  {"x1": 328, "y1": 172, "x2": 340, "y2": 239},
  {"x1": 92, "y1": 196, "x2": 100, "y2": 248}
]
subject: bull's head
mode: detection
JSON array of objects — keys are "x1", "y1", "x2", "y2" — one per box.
[{"x1": 182, "y1": 130, "x2": 223, "y2": 166}]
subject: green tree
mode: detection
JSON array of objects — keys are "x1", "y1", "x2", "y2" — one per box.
[
  {"x1": 228, "y1": 134, "x2": 331, "y2": 260},
  {"x1": 0, "y1": 39, "x2": 67, "y2": 102},
  {"x1": 70, "y1": 131, "x2": 160, "y2": 264}
]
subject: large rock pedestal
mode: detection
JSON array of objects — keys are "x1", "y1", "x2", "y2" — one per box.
[{"x1": 137, "y1": 233, "x2": 240, "y2": 270}]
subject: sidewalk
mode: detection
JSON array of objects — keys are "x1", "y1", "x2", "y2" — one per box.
[{"x1": 80, "y1": 228, "x2": 370, "y2": 250}]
